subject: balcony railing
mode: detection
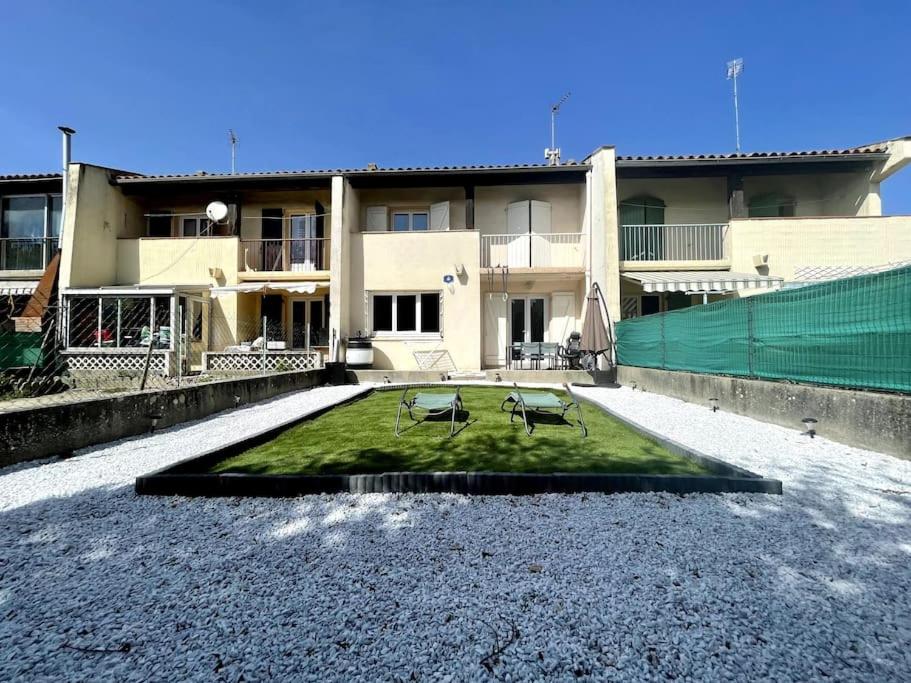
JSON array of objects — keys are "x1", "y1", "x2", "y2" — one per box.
[
  {"x1": 241, "y1": 238, "x2": 331, "y2": 272},
  {"x1": 620, "y1": 224, "x2": 729, "y2": 262},
  {"x1": 481, "y1": 233, "x2": 584, "y2": 269},
  {"x1": 0, "y1": 237, "x2": 57, "y2": 271}
]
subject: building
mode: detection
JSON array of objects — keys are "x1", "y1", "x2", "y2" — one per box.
[{"x1": 54, "y1": 136, "x2": 911, "y2": 375}]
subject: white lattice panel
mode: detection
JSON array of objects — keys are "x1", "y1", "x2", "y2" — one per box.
[
  {"x1": 203, "y1": 352, "x2": 323, "y2": 373},
  {"x1": 64, "y1": 351, "x2": 168, "y2": 374}
]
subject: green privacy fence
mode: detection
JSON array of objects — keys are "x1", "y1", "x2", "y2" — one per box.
[
  {"x1": 0, "y1": 332, "x2": 44, "y2": 370},
  {"x1": 615, "y1": 265, "x2": 911, "y2": 393}
]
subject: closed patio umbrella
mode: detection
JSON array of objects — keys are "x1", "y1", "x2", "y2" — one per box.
[{"x1": 581, "y1": 282, "x2": 613, "y2": 357}]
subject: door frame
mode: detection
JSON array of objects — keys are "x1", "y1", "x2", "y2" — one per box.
[
  {"x1": 286, "y1": 295, "x2": 327, "y2": 349},
  {"x1": 508, "y1": 296, "x2": 549, "y2": 344}
]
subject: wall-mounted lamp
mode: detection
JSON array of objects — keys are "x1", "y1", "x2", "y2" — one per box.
[
  {"x1": 802, "y1": 417, "x2": 818, "y2": 438},
  {"x1": 709, "y1": 397, "x2": 719, "y2": 412}
]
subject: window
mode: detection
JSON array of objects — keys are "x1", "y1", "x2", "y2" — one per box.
[
  {"x1": 66, "y1": 296, "x2": 160, "y2": 348},
  {"x1": 181, "y1": 215, "x2": 209, "y2": 237},
  {"x1": 147, "y1": 211, "x2": 172, "y2": 237},
  {"x1": 371, "y1": 292, "x2": 441, "y2": 335},
  {"x1": 392, "y1": 211, "x2": 429, "y2": 232},
  {"x1": 619, "y1": 196, "x2": 665, "y2": 226},
  {"x1": 0, "y1": 194, "x2": 62, "y2": 269},
  {"x1": 748, "y1": 193, "x2": 796, "y2": 218}
]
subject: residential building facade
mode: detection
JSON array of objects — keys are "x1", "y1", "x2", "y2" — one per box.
[{"x1": 51, "y1": 136, "x2": 911, "y2": 374}]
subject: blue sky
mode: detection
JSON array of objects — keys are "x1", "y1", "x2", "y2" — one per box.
[{"x1": 2, "y1": 1, "x2": 909, "y2": 211}]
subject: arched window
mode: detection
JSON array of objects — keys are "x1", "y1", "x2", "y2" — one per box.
[
  {"x1": 748, "y1": 193, "x2": 795, "y2": 218},
  {"x1": 619, "y1": 195, "x2": 665, "y2": 226}
]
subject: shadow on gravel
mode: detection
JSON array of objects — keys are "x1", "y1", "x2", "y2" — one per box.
[{"x1": 0, "y1": 456, "x2": 909, "y2": 681}]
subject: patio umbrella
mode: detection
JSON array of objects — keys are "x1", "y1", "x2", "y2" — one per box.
[{"x1": 581, "y1": 282, "x2": 613, "y2": 354}]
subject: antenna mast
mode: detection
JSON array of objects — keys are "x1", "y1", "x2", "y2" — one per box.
[
  {"x1": 228, "y1": 129, "x2": 238, "y2": 174},
  {"x1": 545, "y1": 91, "x2": 571, "y2": 166},
  {"x1": 726, "y1": 59, "x2": 744, "y2": 152}
]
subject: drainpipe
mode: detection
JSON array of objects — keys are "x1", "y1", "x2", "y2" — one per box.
[{"x1": 57, "y1": 126, "x2": 75, "y2": 250}]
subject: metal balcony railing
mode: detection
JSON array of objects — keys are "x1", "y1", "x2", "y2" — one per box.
[
  {"x1": 241, "y1": 237, "x2": 331, "y2": 272},
  {"x1": 0, "y1": 237, "x2": 57, "y2": 271},
  {"x1": 620, "y1": 224, "x2": 729, "y2": 262},
  {"x1": 481, "y1": 232, "x2": 584, "y2": 268}
]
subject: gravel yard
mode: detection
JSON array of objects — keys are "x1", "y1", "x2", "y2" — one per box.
[{"x1": 1, "y1": 384, "x2": 909, "y2": 681}]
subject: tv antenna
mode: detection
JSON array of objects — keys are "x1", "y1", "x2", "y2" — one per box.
[
  {"x1": 228, "y1": 129, "x2": 238, "y2": 174},
  {"x1": 726, "y1": 59, "x2": 744, "y2": 152},
  {"x1": 545, "y1": 91, "x2": 571, "y2": 166}
]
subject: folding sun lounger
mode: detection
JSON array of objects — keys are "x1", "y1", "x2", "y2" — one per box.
[
  {"x1": 501, "y1": 382, "x2": 587, "y2": 437},
  {"x1": 394, "y1": 385, "x2": 465, "y2": 437}
]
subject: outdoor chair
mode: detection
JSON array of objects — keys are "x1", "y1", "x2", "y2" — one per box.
[
  {"x1": 539, "y1": 342, "x2": 560, "y2": 369},
  {"x1": 500, "y1": 382, "x2": 587, "y2": 437},
  {"x1": 394, "y1": 385, "x2": 465, "y2": 437}
]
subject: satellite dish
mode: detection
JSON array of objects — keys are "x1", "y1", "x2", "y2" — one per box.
[{"x1": 206, "y1": 201, "x2": 229, "y2": 223}]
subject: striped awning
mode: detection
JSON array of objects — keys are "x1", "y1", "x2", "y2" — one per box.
[
  {"x1": 210, "y1": 281, "x2": 329, "y2": 297},
  {"x1": 0, "y1": 280, "x2": 39, "y2": 296},
  {"x1": 622, "y1": 271, "x2": 782, "y2": 294}
]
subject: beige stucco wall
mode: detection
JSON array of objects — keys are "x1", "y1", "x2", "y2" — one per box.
[
  {"x1": 730, "y1": 216, "x2": 911, "y2": 280},
  {"x1": 474, "y1": 183, "x2": 584, "y2": 234},
  {"x1": 60, "y1": 164, "x2": 144, "y2": 288},
  {"x1": 348, "y1": 231, "x2": 481, "y2": 370},
  {"x1": 618, "y1": 177, "x2": 729, "y2": 224},
  {"x1": 616, "y1": 170, "x2": 881, "y2": 223},
  {"x1": 115, "y1": 237, "x2": 240, "y2": 286}
]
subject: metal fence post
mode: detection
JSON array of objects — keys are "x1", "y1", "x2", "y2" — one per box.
[
  {"x1": 747, "y1": 296, "x2": 755, "y2": 378},
  {"x1": 262, "y1": 315, "x2": 267, "y2": 373}
]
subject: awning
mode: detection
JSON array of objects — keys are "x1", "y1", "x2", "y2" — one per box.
[
  {"x1": 210, "y1": 281, "x2": 330, "y2": 297},
  {"x1": 0, "y1": 280, "x2": 39, "y2": 296},
  {"x1": 622, "y1": 270, "x2": 783, "y2": 293}
]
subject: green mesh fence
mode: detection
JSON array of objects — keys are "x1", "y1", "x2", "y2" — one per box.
[{"x1": 615, "y1": 265, "x2": 911, "y2": 393}]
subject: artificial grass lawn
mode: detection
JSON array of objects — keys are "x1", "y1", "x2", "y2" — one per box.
[{"x1": 210, "y1": 387, "x2": 711, "y2": 476}]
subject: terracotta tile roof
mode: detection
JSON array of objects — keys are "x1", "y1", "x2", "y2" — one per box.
[
  {"x1": 114, "y1": 162, "x2": 589, "y2": 182},
  {"x1": 616, "y1": 145, "x2": 888, "y2": 162},
  {"x1": 0, "y1": 172, "x2": 62, "y2": 181}
]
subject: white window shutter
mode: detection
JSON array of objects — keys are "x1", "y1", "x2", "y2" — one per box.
[
  {"x1": 530, "y1": 200, "x2": 552, "y2": 233},
  {"x1": 430, "y1": 201, "x2": 450, "y2": 230},
  {"x1": 506, "y1": 200, "x2": 530, "y2": 235},
  {"x1": 366, "y1": 206, "x2": 388, "y2": 231}
]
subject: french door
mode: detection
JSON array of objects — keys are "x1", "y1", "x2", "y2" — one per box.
[
  {"x1": 289, "y1": 214, "x2": 322, "y2": 272},
  {"x1": 290, "y1": 298, "x2": 327, "y2": 349},
  {"x1": 510, "y1": 297, "x2": 546, "y2": 345}
]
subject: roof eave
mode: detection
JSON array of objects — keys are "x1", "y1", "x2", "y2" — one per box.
[{"x1": 616, "y1": 153, "x2": 889, "y2": 168}]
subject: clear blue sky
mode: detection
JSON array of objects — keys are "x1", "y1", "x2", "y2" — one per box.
[{"x1": 2, "y1": 1, "x2": 909, "y2": 211}]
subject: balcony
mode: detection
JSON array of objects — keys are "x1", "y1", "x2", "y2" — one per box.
[
  {"x1": 0, "y1": 237, "x2": 57, "y2": 273},
  {"x1": 480, "y1": 233, "x2": 585, "y2": 270},
  {"x1": 620, "y1": 224, "x2": 729, "y2": 269},
  {"x1": 240, "y1": 238, "x2": 331, "y2": 274}
]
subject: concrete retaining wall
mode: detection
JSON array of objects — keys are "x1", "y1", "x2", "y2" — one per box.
[
  {"x1": 616, "y1": 366, "x2": 911, "y2": 459},
  {"x1": 0, "y1": 369, "x2": 327, "y2": 467}
]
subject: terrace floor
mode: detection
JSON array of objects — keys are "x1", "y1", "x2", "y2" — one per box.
[{"x1": 1, "y1": 384, "x2": 909, "y2": 681}]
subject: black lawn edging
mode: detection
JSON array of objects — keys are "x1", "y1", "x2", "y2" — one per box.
[{"x1": 135, "y1": 386, "x2": 783, "y2": 497}]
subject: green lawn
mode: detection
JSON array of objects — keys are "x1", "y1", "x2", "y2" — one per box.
[{"x1": 210, "y1": 386, "x2": 710, "y2": 476}]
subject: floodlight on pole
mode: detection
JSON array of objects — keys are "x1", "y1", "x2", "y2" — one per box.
[
  {"x1": 726, "y1": 58, "x2": 744, "y2": 152},
  {"x1": 228, "y1": 129, "x2": 238, "y2": 174},
  {"x1": 544, "y1": 91, "x2": 571, "y2": 166}
]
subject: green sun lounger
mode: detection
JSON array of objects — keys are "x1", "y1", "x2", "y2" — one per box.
[
  {"x1": 394, "y1": 386, "x2": 465, "y2": 437},
  {"x1": 500, "y1": 383, "x2": 587, "y2": 437}
]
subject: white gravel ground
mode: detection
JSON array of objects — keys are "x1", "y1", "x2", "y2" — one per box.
[{"x1": 1, "y1": 384, "x2": 909, "y2": 681}]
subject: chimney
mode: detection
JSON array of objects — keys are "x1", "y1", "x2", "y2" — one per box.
[{"x1": 57, "y1": 126, "x2": 75, "y2": 249}]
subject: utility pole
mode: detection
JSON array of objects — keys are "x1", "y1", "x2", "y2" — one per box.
[{"x1": 726, "y1": 58, "x2": 744, "y2": 152}]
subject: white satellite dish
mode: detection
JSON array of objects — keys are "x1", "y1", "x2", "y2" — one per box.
[{"x1": 206, "y1": 201, "x2": 229, "y2": 223}]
